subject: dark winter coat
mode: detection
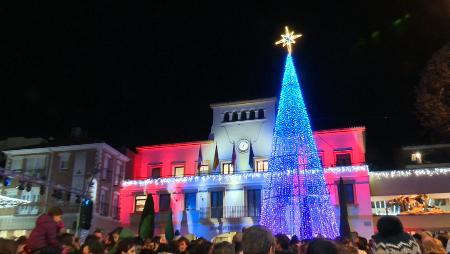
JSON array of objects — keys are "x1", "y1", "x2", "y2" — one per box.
[{"x1": 26, "y1": 214, "x2": 62, "y2": 252}]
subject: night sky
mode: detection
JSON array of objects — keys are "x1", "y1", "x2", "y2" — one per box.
[{"x1": 2, "y1": 1, "x2": 449, "y2": 168}]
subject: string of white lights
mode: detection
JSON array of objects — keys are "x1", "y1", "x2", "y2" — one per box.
[
  {"x1": 122, "y1": 166, "x2": 450, "y2": 187},
  {"x1": 122, "y1": 165, "x2": 369, "y2": 187},
  {"x1": 369, "y1": 167, "x2": 450, "y2": 179},
  {"x1": 0, "y1": 194, "x2": 32, "y2": 209}
]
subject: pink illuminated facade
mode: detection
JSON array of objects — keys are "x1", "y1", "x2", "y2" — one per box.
[{"x1": 120, "y1": 98, "x2": 374, "y2": 239}]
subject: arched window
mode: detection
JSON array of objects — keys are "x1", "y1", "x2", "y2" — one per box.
[
  {"x1": 249, "y1": 110, "x2": 256, "y2": 120},
  {"x1": 258, "y1": 109, "x2": 265, "y2": 119},
  {"x1": 232, "y1": 112, "x2": 239, "y2": 121},
  {"x1": 223, "y1": 112, "x2": 230, "y2": 122},
  {"x1": 240, "y1": 111, "x2": 247, "y2": 121}
]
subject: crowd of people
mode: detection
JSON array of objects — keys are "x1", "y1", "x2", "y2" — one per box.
[{"x1": 1, "y1": 207, "x2": 450, "y2": 254}]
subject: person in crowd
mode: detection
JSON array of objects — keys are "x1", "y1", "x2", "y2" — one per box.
[
  {"x1": 140, "y1": 238, "x2": 156, "y2": 254},
  {"x1": 212, "y1": 241, "x2": 235, "y2": 254},
  {"x1": 306, "y1": 239, "x2": 338, "y2": 254},
  {"x1": 417, "y1": 231, "x2": 446, "y2": 254},
  {"x1": 59, "y1": 233, "x2": 78, "y2": 254},
  {"x1": 337, "y1": 245, "x2": 358, "y2": 254},
  {"x1": 232, "y1": 232, "x2": 243, "y2": 254},
  {"x1": 289, "y1": 235, "x2": 302, "y2": 254},
  {"x1": 16, "y1": 236, "x2": 28, "y2": 254},
  {"x1": 334, "y1": 237, "x2": 360, "y2": 254},
  {"x1": 372, "y1": 216, "x2": 421, "y2": 254},
  {"x1": 186, "y1": 238, "x2": 212, "y2": 254},
  {"x1": 105, "y1": 233, "x2": 116, "y2": 253},
  {"x1": 115, "y1": 238, "x2": 137, "y2": 254},
  {"x1": 73, "y1": 237, "x2": 81, "y2": 252},
  {"x1": 174, "y1": 230, "x2": 181, "y2": 241},
  {"x1": 0, "y1": 238, "x2": 19, "y2": 254},
  {"x1": 436, "y1": 231, "x2": 450, "y2": 252},
  {"x1": 242, "y1": 225, "x2": 276, "y2": 254},
  {"x1": 112, "y1": 228, "x2": 124, "y2": 244},
  {"x1": 93, "y1": 229, "x2": 104, "y2": 242},
  {"x1": 176, "y1": 237, "x2": 190, "y2": 254},
  {"x1": 27, "y1": 206, "x2": 64, "y2": 254},
  {"x1": 356, "y1": 237, "x2": 370, "y2": 254},
  {"x1": 132, "y1": 237, "x2": 144, "y2": 254},
  {"x1": 81, "y1": 240, "x2": 105, "y2": 254},
  {"x1": 274, "y1": 234, "x2": 291, "y2": 254}
]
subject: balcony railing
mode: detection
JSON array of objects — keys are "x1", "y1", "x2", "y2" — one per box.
[{"x1": 199, "y1": 206, "x2": 260, "y2": 219}]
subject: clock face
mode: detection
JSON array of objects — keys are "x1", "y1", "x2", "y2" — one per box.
[{"x1": 238, "y1": 139, "x2": 250, "y2": 152}]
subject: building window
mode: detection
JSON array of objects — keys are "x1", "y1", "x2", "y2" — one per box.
[
  {"x1": 185, "y1": 192, "x2": 197, "y2": 211},
  {"x1": 59, "y1": 153, "x2": 70, "y2": 171},
  {"x1": 240, "y1": 111, "x2": 247, "y2": 121},
  {"x1": 317, "y1": 151, "x2": 325, "y2": 167},
  {"x1": 199, "y1": 164, "x2": 209, "y2": 175},
  {"x1": 340, "y1": 184, "x2": 355, "y2": 204},
  {"x1": 249, "y1": 110, "x2": 256, "y2": 120},
  {"x1": 151, "y1": 167, "x2": 161, "y2": 179},
  {"x1": 258, "y1": 109, "x2": 265, "y2": 119},
  {"x1": 222, "y1": 163, "x2": 234, "y2": 175},
  {"x1": 433, "y1": 198, "x2": 449, "y2": 206},
  {"x1": 114, "y1": 162, "x2": 122, "y2": 186},
  {"x1": 232, "y1": 112, "x2": 239, "y2": 121},
  {"x1": 174, "y1": 166, "x2": 185, "y2": 177},
  {"x1": 25, "y1": 157, "x2": 46, "y2": 171},
  {"x1": 336, "y1": 153, "x2": 352, "y2": 166},
  {"x1": 99, "y1": 189, "x2": 109, "y2": 216},
  {"x1": 210, "y1": 191, "x2": 223, "y2": 218},
  {"x1": 10, "y1": 158, "x2": 24, "y2": 171},
  {"x1": 247, "y1": 189, "x2": 261, "y2": 217},
  {"x1": 411, "y1": 152, "x2": 422, "y2": 164},
  {"x1": 112, "y1": 193, "x2": 120, "y2": 219},
  {"x1": 18, "y1": 192, "x2": 39, "y2": 215},
  {"x1": 134, "y1": 195, "x2": 147, "y2": 212},
  {"x1": 255, "y1": 160, "x2": 268, "y2": 172},
  {"x1": 223, "y1": 113, "x2": 230, "y2": 122},
  {"x1": 159, "y1": 194, "x2": 171, "y2": 212},
  {"x1": 102, "y1": 155, "x2": 111, "y2": 180}
]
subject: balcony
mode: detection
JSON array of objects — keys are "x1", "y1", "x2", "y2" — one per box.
[{"x1": 199, "y1": 206, "x2": 260, "y2": 219}]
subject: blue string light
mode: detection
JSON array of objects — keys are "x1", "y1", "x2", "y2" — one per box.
[{"x1": 260, "y1": 54, "x2": 339, "y2": 239}]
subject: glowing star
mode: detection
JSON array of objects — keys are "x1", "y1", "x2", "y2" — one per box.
[{"x1": 275, "y1": 26, "x2": 302, "y2": 54}]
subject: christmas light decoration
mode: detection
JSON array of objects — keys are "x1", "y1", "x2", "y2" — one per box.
[
  {"x1": 122, "y1": 165, "x2": 368, "y2": 187},
  {"x1": 369, "y1": 167, "x2": 450, "y2": 179},
  {"x1": 275, "y1": 26, "x2": 302, "y2": 54},
  {"x1": 0, "y1": 194, "x2": 31, "y2": 208},
  {"x1": 260, "y1": 35, "x2": 338, "y2": 239}
]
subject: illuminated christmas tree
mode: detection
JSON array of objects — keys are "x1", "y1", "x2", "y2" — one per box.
[{"x1": 260, "y1": 27, "x2": 339, "y2": 239}]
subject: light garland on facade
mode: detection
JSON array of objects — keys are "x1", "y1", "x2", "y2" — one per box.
[
  {"x1": 369, "y1": 167, "x2": 450, "y2": 179},
  {"x1": 122, "y1": 166, "x2": 450, "y2": 187},
  {"x1": 0, "y1": 195, "x2": 32, "y2": 209},
  {"x1": 122, "y1": 165, "x2": 369, "y2": 188}
]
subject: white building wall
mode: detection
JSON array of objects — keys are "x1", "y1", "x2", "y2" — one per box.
[{"x1": 210, "y1": 98, "x2": 277, "y2": 172}]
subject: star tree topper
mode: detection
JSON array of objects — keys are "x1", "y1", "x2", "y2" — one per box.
[{"x1": 275, "y1": 26, "x2": 302, "y2": 54}]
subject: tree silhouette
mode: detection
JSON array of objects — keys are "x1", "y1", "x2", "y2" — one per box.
[{"x1": 416, "y1": 42, "x2": 450, "y2": 140}]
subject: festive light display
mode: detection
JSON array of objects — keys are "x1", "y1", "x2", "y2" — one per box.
[
  {"x1": 259, "y1": 45, "x2": 338, "y2": 238},
  {"x1": 122, "y1": 165, "x2": 369, "y2": 187},
  {"x1": 275, "y1": 26, "x2": 302, "y2": 54},
  {"x1": 0, "y1": 194, "x2": 31, "y2": 208},
  {"x1": 369, "y1": 167, "x2": 450, "y2": 179}
]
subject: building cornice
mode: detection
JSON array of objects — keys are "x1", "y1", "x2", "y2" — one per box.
[
  {"x1": 210, "y1": 97, "x2": 277, "y2": 109},
  {"x1": 3, "y1": 143, "x2": 129, "y2": 162},
  {"x1": 137, "y1": 140, "x2": 214, "y2": 151}
]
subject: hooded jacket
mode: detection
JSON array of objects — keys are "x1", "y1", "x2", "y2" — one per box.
[{"x1": 27, "y1": 214, "x2": 62, "y2": 252}]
